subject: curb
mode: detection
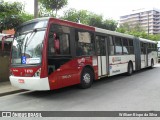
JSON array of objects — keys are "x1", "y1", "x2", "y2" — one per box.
[{"x1": 0, "y1": 89, "x2": 27, "y2": 97}]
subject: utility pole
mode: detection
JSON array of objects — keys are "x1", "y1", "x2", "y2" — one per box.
[{"x1": 34, "y1": 0, "x2": 38, "y2": 18}]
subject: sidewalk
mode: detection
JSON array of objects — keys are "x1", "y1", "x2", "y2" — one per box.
[{"x1": 0, "y1": 81, "x2": 25, "y2": 97}]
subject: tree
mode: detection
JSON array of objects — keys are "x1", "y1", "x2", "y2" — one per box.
[
  {"x1": 20, "y1": 13, "x2": 34, "y2": 22},
  {"x1": 88, "y1": 13, "x2": 103, "y2": 27},
  {"x1": 61, "y1": 8, "x2": 118, "y2": 31},
  {"x1": 117, "y1": 22, "x2": 160, "y2": 41},
  {"x1": 38, "y1": 3, "x2": 52, "y2": 17},
  {"x1": 0, "y1": 1, "x2": 33, "y2": 33},
  {"x1": 39, "y1": 0, "x2": 68, "y2": 17},
  {"x1": 62, "y1": 8, "x2": 90, "y2": 24},
  {"x1": 97, "y1": 18, "x2": 117, "y2": 31}
]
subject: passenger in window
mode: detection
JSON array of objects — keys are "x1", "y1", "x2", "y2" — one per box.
[
  {"x1": 83, "y1": 46, "x2": 88, "y2": 55},
  {"x1": 76, "y1": 46, "x2": 84, "y2": 56},
  {"x1": 54, "y1": 33, "x2": 60, "y2": 54}
]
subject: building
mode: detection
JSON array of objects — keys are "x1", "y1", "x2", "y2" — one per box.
[{"x1": 119, "y1": 8, "x2": 160, "y2": 34}]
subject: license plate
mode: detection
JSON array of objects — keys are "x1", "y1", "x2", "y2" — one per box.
[{"x1": 18, "y1": 79, "x2": 25, "y2": 83}]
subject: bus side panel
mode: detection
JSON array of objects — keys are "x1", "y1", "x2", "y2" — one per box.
[
  {"x1": 48, "y1": 56, "x2": 97, "y2": 90},
  {"x1": 109, "y1": 55, "x2": 135, "y2": 76},
  {"x1": 141, "y1": 54, "x2": 146, "y2": 68},
  {"x1": 48, "y1": 58, "x2": 80, "y2": 90},
  {"x1": 148, "y1": 50, "x2": 157, "y2": 66}
]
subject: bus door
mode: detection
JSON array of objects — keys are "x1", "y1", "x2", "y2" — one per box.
[
  {"x1": 96, "y1": 35, "x2": 108, "y2": 76},
  {"x1": 144, "y1": 43, "x2": 148, "y2": 67}
]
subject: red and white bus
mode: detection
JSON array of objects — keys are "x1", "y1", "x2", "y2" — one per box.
[{"x1": 9, "y1": 17, "x2": 157, "y2": 90}]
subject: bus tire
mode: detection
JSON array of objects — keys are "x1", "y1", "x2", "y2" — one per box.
[
  {"x1": 150, "y1": 59, "x2": 154, "y2": 69},
  {"x1": 127, "y1": 62, "x2": 133, "y2": 76},
  {"x1": 79, "y1": 67, "x2": 93, "y2": 89}
]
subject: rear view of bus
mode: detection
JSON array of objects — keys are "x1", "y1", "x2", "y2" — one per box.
[{"x1": 10, "y1": 18, "x2": 50, "y2": 90}]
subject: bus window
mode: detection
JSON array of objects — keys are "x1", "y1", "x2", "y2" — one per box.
[
  {"x1": 122, "y1": 38, "x2": 129, "y2": 54},
  {"x1": 48, "y1": 24, "x2": 70, "y2": 56},
  {"x1": 95, "y1": 36, "x2": 106, "y2": 56},
  {"x1": 109, "y1": 36, "x2": 115, "y2": 55},
  {"x1": 128, "y1": 39, "x2": 134, "y2": 54},
  {"x1": 53, "y1": 33, "x2": 60, "y2": 54},
  {"x1": 115, "y1": 36, "x2": 122, "y2": 55},
  {"x1": 60, "y1": 34, "x2": 70, "y2": 54},
  {"x1": 141, "y1": 42, "x2": 145, "y2": 54},
  {"x1": 76, "y1": 30, "x2": 94, "y2": 56}
]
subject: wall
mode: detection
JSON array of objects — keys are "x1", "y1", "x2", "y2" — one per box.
[{"x1": 0, "y1": 55, "x2": 10, "y2": 82}]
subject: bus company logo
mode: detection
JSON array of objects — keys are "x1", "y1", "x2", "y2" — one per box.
[
  {"x1": 112, "y1": 57, "x2": 121, "y2": 63},
  {"x1": 78, "y1": 58, "x2": 85, "y2": 64},
  {"x1": 62, "y1": 75, "x2": 71, "y2": 79},
  {"x1": 13, "y1": 69, "x2": 18, "y2": 72}
]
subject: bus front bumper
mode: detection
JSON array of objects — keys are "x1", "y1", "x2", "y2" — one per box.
[{"x1": 9, "y1": 76, "x2": 50, "y2": 91}]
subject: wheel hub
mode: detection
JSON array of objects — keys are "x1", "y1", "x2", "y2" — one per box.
[{"x1": 83, "y1": 73, "x2": 90, "y2": 83}]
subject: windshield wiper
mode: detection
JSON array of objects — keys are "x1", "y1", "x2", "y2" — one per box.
[
  {"x1": 23, "y1": 29, "x2": 37, "y2": 57},
  {"x1": 25, "y1": 29, "x2": 37, "y2": 47}
]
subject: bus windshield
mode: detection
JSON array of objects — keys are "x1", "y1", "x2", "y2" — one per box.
[{"x1": 11, "y1": 20, "x2": 48, "y2": 65}]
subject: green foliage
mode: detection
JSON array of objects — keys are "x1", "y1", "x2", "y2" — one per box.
[
  {"x1": 62, "y1": 8, "x2": 90, "y2": 24},
  {"x1": 61, "y1": 8, "x2": 118, "y2": 31},
  {"x1": 0, "y1": 1, "x2": 33, "y2": 33},
  {"x1": 38, "y1": 3, "x2": 53, "y2": 17},
  {"x1": 102, "y1": 19, "x2": 118, "y2": 31},
  {"x1": 0, "y1": 0, "x2": 23, "y2": 17},
  {"x1": 88, "y1": 13, "x2": 103, "y2": 27},
  {"x1": 20, "y1": 13, "x2": 34, "y2": 22},
  {"x1": 148, "y1": 34, "x2": 160, "y2": 41},
  {"x1": 117, "y1": 22, "x2": 160, "y2": 41},
  {"x1": 39, "y1": 0, "x2": 68, "y2": 17},
  {"x1": 0, "y1": 16, "x2": 23, "y2": 31}
]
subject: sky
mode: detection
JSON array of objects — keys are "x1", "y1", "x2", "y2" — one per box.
[{"x1": 4, "y1": 0, "x2": 160, "y2": 20}]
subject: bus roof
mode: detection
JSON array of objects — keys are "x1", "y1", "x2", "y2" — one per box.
[
  {"x1": 139, "y1": 38, "x2": 157, "y2": 44},
  {"x1": 19, "y1": 17, "x2": 95, "y2": 32},
  {"x1": 95, "y1": 27, "x2": 135, "y2": 39},
  {"x1": 95, "y1": 28, "x2": 157, "y2": 43},
  {"x1": 20, "y1": 17, "x2": 50, "y2": 27},
  {"x1": 18, "y1": 17, "x2": 157, "y2": 44}
]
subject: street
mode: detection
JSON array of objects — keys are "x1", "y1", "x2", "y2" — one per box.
[{"x1": 0, "y1": 65, "x2": 160, "y2": 112}]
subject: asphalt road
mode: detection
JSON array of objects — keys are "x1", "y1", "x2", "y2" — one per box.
[{"x1": 0, "y1": 65, "x2": 160, "y2": 119}]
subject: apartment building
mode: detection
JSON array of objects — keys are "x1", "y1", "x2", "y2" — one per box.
[{"x1": 119, "y1": 8, "x2": 160, "y2": 34}]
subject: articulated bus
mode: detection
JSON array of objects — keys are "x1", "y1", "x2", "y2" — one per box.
[{"x1": 9, "y1": 17, "x2": 157, "y2": 90}]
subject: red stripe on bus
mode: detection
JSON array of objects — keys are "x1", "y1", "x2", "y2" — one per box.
[{"x1": 109, "y1": 61, "x2": 135, "y2": 65}]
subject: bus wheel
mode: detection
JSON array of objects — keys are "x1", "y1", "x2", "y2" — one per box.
[
  {"x1": 79, "y1": 68, "x2": 93, "y2": 89},
  {"x1": 127, "y1": 62, "x2": 133, "y2": 76},
  {"x1": 150, "y1": 59, "x2": 154, "y2": 69}
]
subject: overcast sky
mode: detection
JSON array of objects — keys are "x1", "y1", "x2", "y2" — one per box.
[{"x1": 5, "y1": 0, "x2": 160, "y2": 20}]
